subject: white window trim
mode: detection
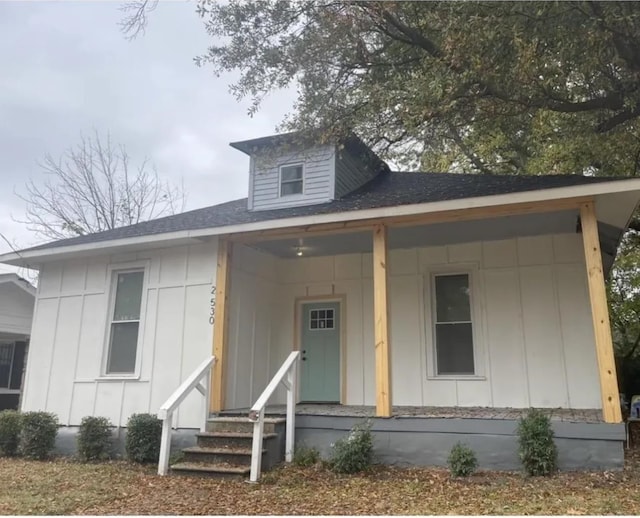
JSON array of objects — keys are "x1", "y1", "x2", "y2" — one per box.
[
  {"x1": 101, "y1": 261, "x2": 149, "y2": 379},
  {"x1": 424, "y1": 264, "x2": 486, "y2": 380},
  {"x1": 278, "y1": 162, "x2": 305, "y2": 198}
]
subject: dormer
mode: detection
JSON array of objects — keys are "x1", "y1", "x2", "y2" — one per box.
[{"x1": 230, "y1": 132, "x2": 389, "y2": 211}]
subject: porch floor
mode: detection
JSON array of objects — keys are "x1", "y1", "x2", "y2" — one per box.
[{"x1": 221, "y1": 405, "x2": 604, "y2": 423}]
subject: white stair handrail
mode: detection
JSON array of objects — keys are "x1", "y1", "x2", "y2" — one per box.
[
  {"x1": 248, "y1": 350, "x2": 300, "y2": 482},
  {"x1": 157, "y1": 355, "x2": 216, "y2": 476}
]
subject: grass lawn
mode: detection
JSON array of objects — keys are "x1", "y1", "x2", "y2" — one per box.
[{"x1": 1, "y1": 452, "x2": 640, "y2": 515}]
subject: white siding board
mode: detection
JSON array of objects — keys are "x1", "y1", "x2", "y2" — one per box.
[
  {"x1": 46, "y1": 296, "x2": 83, "y2": 424},
  {"x1": 85, "y1": 260, "x2": 107, "y2": 292},
  {"x1": 555, "y1": 264, "x2": 601, "y2": 408},
  {"x1": 482, "y1": 239, "x2": 517, "y2": 269},
  {"x1": 120, "y1": 382, "x2": 152, "y2": 426},
  {"x1": 553, "y1": 234, "x2": 584, "y2": 264},
  {"x1": 390, "y1": 275, "x2": 423, "y2": 405},
  {"x1": 148, "y1": 287, "x2": 184, "y2": 414},
  {"x1": 94, "y1": 382, "x2": 124, "y2": 424},
  {"x1": 23, "y1": 297, "x2": 59, "y2": 410},
  {"x1": 520, "y1": 266, "x2": 568, "y2": 407},
  {"x1": 69, "y1": 383, "x2": 97, "y2": 424},
  {"x1": 517, "y1": 235, "x2": 554, "y2": 266},
  {"x1": 483, "y1": 269, "x2": 529, "y2": 407}
]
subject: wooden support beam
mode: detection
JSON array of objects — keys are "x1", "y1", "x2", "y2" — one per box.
[
  {"x1": 372, "y1": 224, "x2": 392, "y2": 417},
  {"x1": 210, "y1": 238, "x2": 232, "y2": 413},
  {"x1": 580, "y1": 201, "x2": 622, "y2": 424},
  {"x1": 229, "y1": 196, "x2": 591, "y2": 244}
]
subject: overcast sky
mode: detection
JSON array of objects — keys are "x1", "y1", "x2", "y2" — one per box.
[{"x1": 0, "y1": 0, "x2": 293, "y2": 274}]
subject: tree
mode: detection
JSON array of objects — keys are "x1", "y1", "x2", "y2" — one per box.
[
  {"x1": 17, "y1": 132, "x2": 185, "y2": 241},
  {"x1": 190, "y1": 1, "x2": 640, "y2": 176}
]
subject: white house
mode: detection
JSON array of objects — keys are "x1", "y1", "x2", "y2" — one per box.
[
  {"x1": 1, "y1": 132, "x2": 639, "y2": 473},
  {"x1": 0, "y1": 274, "x2": 35, "y2": 411}
]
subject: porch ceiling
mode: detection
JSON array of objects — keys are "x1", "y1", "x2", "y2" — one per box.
[{"x1": 251, "y1": 209, "x2": 581, "y2": 258}]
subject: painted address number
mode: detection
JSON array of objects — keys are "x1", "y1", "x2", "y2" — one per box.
[{"x1": 209, "y1": 285, "x2": 217, "y2": 325}]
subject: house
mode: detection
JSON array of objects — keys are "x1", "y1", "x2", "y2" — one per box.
[
  {"x1": 0, "y1": 274, "x2": 34, "y2": 411},
  {"x1": 1, "y1": 132, "x2": 639, "y2": 473}
]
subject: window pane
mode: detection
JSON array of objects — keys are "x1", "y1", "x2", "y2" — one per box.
[
  {"x1": 435, "y1": 274, "x2": 471, "y2": 322},
  {"x1": 107, "y1": 322, "x2": 139, "y2": 373},
  {"x1": 436, "y1": 323, "x2": 474, "y2": 375},
  {"x1": 281, "y1": 181, "x2": 303, "y2": 196},
  {"x1": 281, "y1": 165, "x2": 303, "y2": 182},
  {"x1": 113, "y1": 271, "x2": 144, "y2": 321},
  {"x1": 0, "y1": 344, "x2": 12, "y2": 388}
]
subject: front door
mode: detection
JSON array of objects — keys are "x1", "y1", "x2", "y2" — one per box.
[{"x1": 300, "y1": 301, "x2": 341, "y2": 403}]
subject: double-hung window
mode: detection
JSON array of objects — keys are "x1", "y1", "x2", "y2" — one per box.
[
  {"x1": 280, "y1": 164, "x2": 303, "y2": 196},
  {"x1": 433, "y1": 273, "x2": 475, "y2": 375},
  {"x1": 106, "y1": 270, "x2": 144, "y2": 375}
]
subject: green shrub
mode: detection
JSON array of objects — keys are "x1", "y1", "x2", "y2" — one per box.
[
  {"x1": 0, "y1": 410, "x2": 22, "y2": 456},
  {"x1": 293, "y1": 445, "x2": 320, "y2": 467},
  {"x1": 447, "y1": 442, "x2": 478, "y2": 477},
  {"x1": 77, "y1": 416, "x2": 113, "y2": 461},
  {"x1": 125, "y1": 413, "x2": 162, "y2": 463},
  {"x1": 19, "y1": 411, "x2": 58, "y2": 460},
  {"x1": 518, "y1": 408, "x2": 558, "y2": 476},
  {"x1": 329, "y1": 421, "x2": 373, "y2": 474}
]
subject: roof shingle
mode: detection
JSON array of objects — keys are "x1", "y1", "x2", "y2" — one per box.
[{"x1": 23, "y1": 171, "x2": 625, "y2": 252}]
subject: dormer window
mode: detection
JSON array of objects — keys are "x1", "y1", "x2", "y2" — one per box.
[{"x1": 280, "y1": 163, "x2": 304, "y2": 196}]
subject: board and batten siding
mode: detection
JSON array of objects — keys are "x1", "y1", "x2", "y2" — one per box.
[
  {"x1": 271, "y1": 233, "x2": 601, "y2": 409},
  {"x1": 250, "y1": 145, "x2": 336, "y2": 211},
  {"x1": 0, "y1": 284, "x2": 34, "y2": 336},
  {"x1": 22, "y1": 242, "x2": 219, "y2": 429}
]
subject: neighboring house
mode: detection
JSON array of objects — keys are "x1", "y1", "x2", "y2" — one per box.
[
  {"x1": 2, "y1": 132, "x2": 640, "y2": 471},
  {"x1": 0, "y1": 274, "x2": 34, "y2": 411}
]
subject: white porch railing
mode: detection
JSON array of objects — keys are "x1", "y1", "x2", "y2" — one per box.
[
  {"x1": 248, "y1": 351, "x2": 300, "y2": 482},
  {"x1": 157, "y1": 355, "x2": 216, "y2": 476}
]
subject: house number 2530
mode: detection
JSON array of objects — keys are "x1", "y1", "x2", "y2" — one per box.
[{"x1": 209, "y1": 285, "x2": 217, "y2": 325}]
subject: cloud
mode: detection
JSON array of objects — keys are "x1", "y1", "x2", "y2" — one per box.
[{"x1": 0, "y1": 0, "x2": 295, "y2": 266}]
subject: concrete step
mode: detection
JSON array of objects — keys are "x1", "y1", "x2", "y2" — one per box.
[
  {"x1": 171, "y1": 461, "x2": 250, "y2": 479},
  {"x1": 196, "y1": 431, "x2": 277, "y2": 449},
  {"x1": 207, "y1": 416, "x2": 286, "y2": 434},
  {"x1": 182, "y1": 445, "x2": 264, "y2": 466}
]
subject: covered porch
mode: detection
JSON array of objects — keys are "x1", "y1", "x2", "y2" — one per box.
[{"x1": 208, "y1": 193, "x2": 635, "y2": 424}]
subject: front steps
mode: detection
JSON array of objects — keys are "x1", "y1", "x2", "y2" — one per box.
[{"x1": 170, "y1": 416, "x2": 286, "y2": 478}]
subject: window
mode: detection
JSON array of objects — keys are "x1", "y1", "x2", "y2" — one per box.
[
  {"x1": 0, "y1": 343, "x2": 14, "y2": 389},
  {"x1": 280, "y1": 164, "x2": 303, "y2": 196},
  {"x1": 106, "y1": 270, "x2": 144, "y2": 374},
  {"x1": 433, "y1": 273, "x2": 475, "y2": 375},
  {"x1": 309, "y1": 308, "x2": 334, "y2": 330}
]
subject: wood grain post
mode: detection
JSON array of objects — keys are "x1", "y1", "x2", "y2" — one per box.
[
  {"x1": 580, "y1": 201, "x2": 622, "y2": 423},
  {"x1": 210, "y1": 238, "x2": 232, "y2": 413},
  {"x1": 373, "y1": 224, "x2": 392, "y2": 417}
]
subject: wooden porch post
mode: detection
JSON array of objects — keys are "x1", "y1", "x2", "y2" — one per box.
[
  {"x1": 210, "y1": 238, "x2": 232, "y2": 413},
  {"x1": 372, "y1": 224, "x2": 392, "y2": 417},
  {"x1": 580, "y1": 201, "x2": 622, "y2": 423}
]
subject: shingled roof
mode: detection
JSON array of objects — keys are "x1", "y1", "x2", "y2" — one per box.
[{"x1": 22, "y1": 170, "x2": 628, "y2": 252}]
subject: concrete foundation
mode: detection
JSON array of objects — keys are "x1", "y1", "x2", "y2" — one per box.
[{"x1": 294, "y1": 415, "x2": 625, "y2": 471}]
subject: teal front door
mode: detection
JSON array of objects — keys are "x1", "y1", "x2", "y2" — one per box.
[{"x1": 300, "y1": 302, "x2": 341, "y2": 402}]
